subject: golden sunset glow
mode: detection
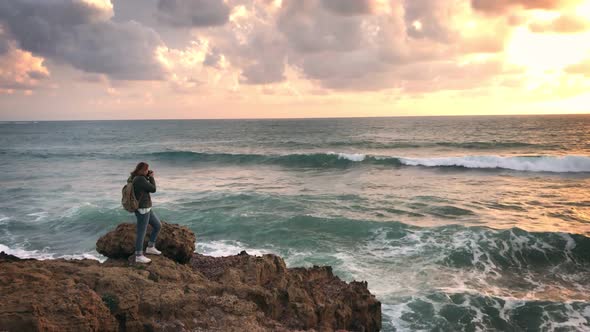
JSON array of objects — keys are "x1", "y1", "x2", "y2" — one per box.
[{"x1": 506, "y1": 27, "x2": 590, "y2": 70}]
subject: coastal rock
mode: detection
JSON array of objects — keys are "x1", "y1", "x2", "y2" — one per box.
[
  {"x1": 96, "y1": 221, "x2": 195, "y2": 264},
  {"x1": 0, "y1": 254, "x2": 118, "y2": 332},
  {"x1": 0, "y1": 223, "x2": 381, "y2": 331},
  {"x1": 0, "y1": 254, "x2": 285, "y2": 332},
  {"x1": 191, "y1": 251, "x2": 382, "y2": 331}
]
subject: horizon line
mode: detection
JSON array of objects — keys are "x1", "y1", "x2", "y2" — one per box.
[{"x1": 1, "y1": 112, "x2": 589, "y2": 122}]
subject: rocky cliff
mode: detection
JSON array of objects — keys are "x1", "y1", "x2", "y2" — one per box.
[{"x1": 0, "y1": 222, "x2": 381, "y2": 331}]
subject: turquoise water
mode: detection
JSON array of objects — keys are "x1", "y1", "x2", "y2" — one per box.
[{"x1": 1, "y1": 115, "x2": 590, "y2": 331}]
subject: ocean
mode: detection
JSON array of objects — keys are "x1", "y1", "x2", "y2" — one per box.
[{"x1": 1, "y1": 115, "x2": 589, "y2": 331}]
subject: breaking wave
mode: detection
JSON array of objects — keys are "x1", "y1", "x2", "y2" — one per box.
[{"x1": 148, "y1": 151, "x2": 590, "y2": 173}]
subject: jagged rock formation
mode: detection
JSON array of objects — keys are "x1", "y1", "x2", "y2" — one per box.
[{"x1": 0, "y1": 222, "x2": 381, "y2": 331}]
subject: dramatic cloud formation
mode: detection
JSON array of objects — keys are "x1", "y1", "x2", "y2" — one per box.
[
  {"x1": 0, "y1": 42, "x2": 49, "y2": 93},
  {"x1": 0, "y1": 0, "x2": 166, "y2": 80},
  {"x1": 0, "y1": 0, "x2": 589, "y2": 119}
]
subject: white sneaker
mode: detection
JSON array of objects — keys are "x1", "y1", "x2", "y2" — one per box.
[
  {"x1": 145, "y1": 247, "x2": 162, "y2": 255},
  {"x1": 135, "y1": 255, "x2": 151, "y2": 264}
]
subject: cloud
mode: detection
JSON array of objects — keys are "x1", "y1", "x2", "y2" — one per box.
[
  {"x1": 192, "y1": 0, "x2": 289, "y2": 86},
  {"x1": 0, "y1": 0, "x2": 537, "y2": 97},
  {"x1": 0, "y1": 35, "x2": 9, "y2": 55},
  {"x1": 529, "y1": 14, "x2": 590, "y2": 33},
  {"x1": 142, "y1": 0, "x2": 517, "y2": 92},
  {"x1": 403, "y1": 0, "x2": 453, "y2": 42},
  {"x1": 394, "y1": 59, "x2": 509, "y2": 93},
  {"x1": 320, "y1": 0, "x2": 374, "y2": 16},
  {"x1": 277, "y1": 0, "x2": 368, "y2": 54},
  {"x1": 0, "y1": 41, "x2": 49, "y2": 92},
  {"x1": 471, "y1": 0, "x2": 572, "y2": 13},
  {"x1": 0, "y1": 0, "x2": 167, "y2": 80},
  {"x1": 266, "y1": 0, "x2": 510, "y2": 90},
  {"x1": 157, "y1": 0, "x2": 230, "y2": 27},
  {"x1": 566, "y1": 57, "x2": 590, "y2": 76},
  {"x1": 203, "y1": 48, "x2": 222, "y2": 68},
  {"x1": 238, "y1": 31, "x2": 286, "y2": 84},
  {"x1": 298, "y1": 49, "x2": 394, "y2": 90}
]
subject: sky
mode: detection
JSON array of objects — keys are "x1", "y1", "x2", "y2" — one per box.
[{"x1": 0, "y1": 0, "x2": 590, "y2": 120}]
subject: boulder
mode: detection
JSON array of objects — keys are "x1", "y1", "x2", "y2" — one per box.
[{"x1": 96, "y1": 221, "x2": 195, "y2": 264}]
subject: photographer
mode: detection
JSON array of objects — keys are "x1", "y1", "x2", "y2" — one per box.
[{"x1": 128, "y1": 162, "x2": 162, "y2": 264}]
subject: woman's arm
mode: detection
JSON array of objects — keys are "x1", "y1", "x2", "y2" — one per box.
[{"x1": 135, "y1": 175, "x2": 156, "y2": 193}]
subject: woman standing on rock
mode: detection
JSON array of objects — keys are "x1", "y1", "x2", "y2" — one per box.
[{"x1": 128, "y1": 162, "x2": 162, "y2": 264}]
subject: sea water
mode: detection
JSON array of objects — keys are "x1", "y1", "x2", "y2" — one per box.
[{"x1": 1, "y1": 115, "x2": 589, "y2": 331}]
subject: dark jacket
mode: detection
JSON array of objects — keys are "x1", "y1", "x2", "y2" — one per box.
[{"x1": 127, "y1": 174, "x2": 156, "y2": 208}]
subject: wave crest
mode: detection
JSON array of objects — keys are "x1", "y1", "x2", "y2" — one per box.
[
  {"x1": 399, "y1": 155, "x2": 590, "y2": 173},
  {"x1": 150, "y1": 151, "x2": 590, "y2": 173}
]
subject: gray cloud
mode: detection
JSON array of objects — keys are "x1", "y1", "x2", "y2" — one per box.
[
  {"x1": 0, "y1": 0, "x2": 167, "y2": 80},
  {"x1": 299, "y1": 50, "x2": 393, "y2": 90},
  {"x1": 157, "y1": 0, "x2": 230, "y2": 27},
  {"x1": 216, "y1": 0, "x2": 371, "y2": 85},
  {"x1": 239, "y1": 33, "x2": 286, "y2": 84},
  {"x1": 197, "y1": 1, "x2": 289, "y2": 85},
  {"x1": 0, "y1": 35, "x2": 9, "y2": 55},
  {"x1": 0, "y1": 0, "x2": 517, "y2": 93},
  {"x1": 193, "y1": 0, "x2": 514, "y2": 92},
  {"x1": 403, "y1": 0, "x2": 451, "y2": 42},
  {"x1": 273, "y1": 1, "x2": 409, "y2": 89},
  {"x1": 320, "y1": 0, "x2": 373, "y2": 16},
  {"x1": 277, "y1": 0, "x2": 365, "y2": 54},
  {"x1": 203, "y1": 48, "x2": 222, "y2": 68}
]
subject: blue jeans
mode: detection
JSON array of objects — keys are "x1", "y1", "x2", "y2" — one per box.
[{"x1": 134, "y1": 209, "x2": 161, "y2": 255}]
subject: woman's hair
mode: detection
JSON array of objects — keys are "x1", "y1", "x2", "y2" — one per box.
[{"x1": 131, "y1": 162, "x2": 149, "y2": 177}]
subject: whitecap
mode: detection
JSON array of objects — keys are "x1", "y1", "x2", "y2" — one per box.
[
  {"x1": 328, "y1": 151, "x2": 366, "y2": 162},
  {"x1": 196, "y1": 240, "x2": 272, "y2": 257},
  {"x1": 0, "y1": 244, "x2": 104, "y2": 262},
  {"x1": 399, "y1": 155, "x2": 590, "y2": 173}
]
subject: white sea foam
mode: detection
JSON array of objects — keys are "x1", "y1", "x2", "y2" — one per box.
[
  {"x1": 350, "y1": 225, "x2": 590, "y2": 308},
  {"x1": 61, "y1": 202, "x2": 101, "y2": 218},
  {"x1": 0, "y1": 215, "x2": 10, "y2": 225},
  {"x1": 322, "y1": 152, "x2": 590, "y2": 172},
  {"x1": 196, "y1": 240, "x2": 273, "y2": 257},
  {"x1": 398, "y1": 155, "x2": 590, "y2": 172},
  {"x1": 382, "y1": 292, "x2": 590, "y2": 332},
  {"x1": 0, "y1": 244, "x2": 104, "y2": 262},
  {"x1": 539, "y1": 303, "x2": 590, "y2": 331},
  {"x1": 328, "y1": 152, "x2": 366, "y2": 162},
  {"x1": 25, "y1": 211, "x2": 49, "y2": 222}
]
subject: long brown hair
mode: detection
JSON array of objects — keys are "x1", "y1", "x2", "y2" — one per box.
[{"x1": 131, "y1": 162, "x2": 149, "y2": 177}]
